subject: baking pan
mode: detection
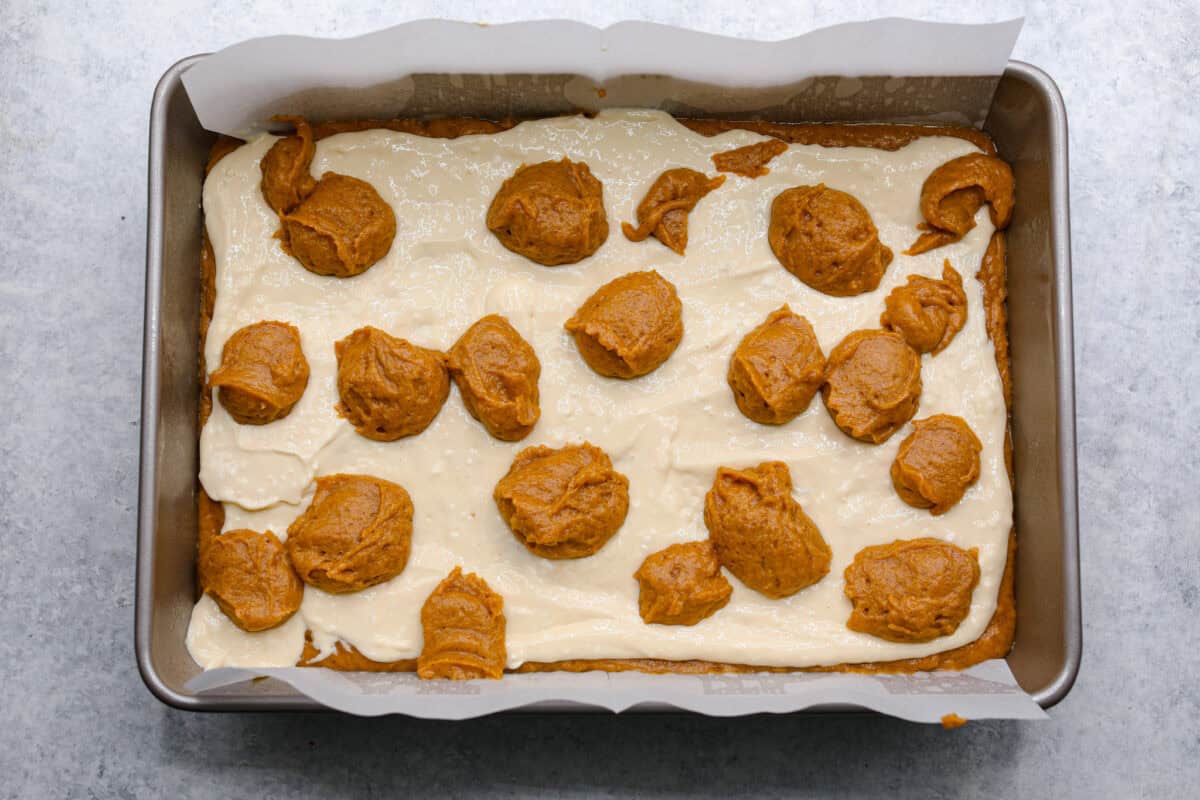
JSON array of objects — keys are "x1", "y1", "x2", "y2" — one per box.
[{"x1": 137, "y1": 56, "x2": 1079, "y2": 712}]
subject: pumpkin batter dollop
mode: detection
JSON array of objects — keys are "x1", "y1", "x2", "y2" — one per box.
[
  {"x1": 703, "y1": 461, "x2": 831, "y2": 598},
  {"x1": 259, "y1": 116, "x2": 316, "y2": 215},
  {"x1": 711, "y1": 139, "x2": 789, "y2": 178},
  {"x1": 822, "y1": 329, "x2": 922, "y2": 444},
  {"x1": 621, "y1": 168, "x2": 725, "y2": 255},
  {"x1": 198, "y1": 528, "x2": 303, "y2": 632},
  {"x1": 280, "y1": 172, "x2": 397, "y2": 277},
  {"x1": 881, "y1": 262, "x2": 968, "y2": 355},
  {"x1": 447, "y1": 314, "x2": 541, "y2": 442},
  {"x1": 634, "y1": 540, "x2": 732, "y2": 626},
  {"x1": 906, "y1": 153, "x2": 1015, "y2": 255},
  {"x1": 493, "y1": 442, "x2": 630, "y2": 559},
  {"x1": 564, "y1": 270, "x2": 683, "y2": 378},
  {"x1": 486, "y1": 158, "x2": 608, "y2": 266},
  {"x1": 891, "y1": 414, "x2": 982, "y2": 515},
  {"x1": 209, "y1": 320, "x2": 309, "y2": 426},
  {"x1": 286, "y1": 473, "x2": 414, "y2": 594},
  {"x1": 768, "y1": 184, "x2": 893, "y2": 297},
  {"x1": 727, "y1": 305, "x2": 827, "y2": 425},
  {"x1": 844, "y1": 538, "x2": 980, "y2": 642},
  {"x1": 335, "y1": 326, "x2": 450, "y2": 441},
  {"x1": 417, "y1": 567, "x2": 506, "y2": 680}
]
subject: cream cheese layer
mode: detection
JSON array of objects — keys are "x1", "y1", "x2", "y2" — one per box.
[{"x1": 188, "y1": 110, "x2": 1010, "y2": 670}]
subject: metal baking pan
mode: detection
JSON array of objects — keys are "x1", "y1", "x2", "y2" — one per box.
[{"x1": 137, "y1": 56, "x2": 1079, "y2": 712}]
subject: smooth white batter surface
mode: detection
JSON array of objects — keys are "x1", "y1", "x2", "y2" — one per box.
[{"x1": 188, "y1": 109, "x2": 1010, "y2": 670}]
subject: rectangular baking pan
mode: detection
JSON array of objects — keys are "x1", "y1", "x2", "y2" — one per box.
[{"x1": 137, "y1": 56, "x2": 1080, "y2": 712}]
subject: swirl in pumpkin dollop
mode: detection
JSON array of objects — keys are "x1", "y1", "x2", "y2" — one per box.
[
  {"x1": 634, "y1": 541, "x2": 733, "y2": 626},
  {"x1": 335, "y1": 326, "x2": 449, "y2": 441},
  {"x1": 286, "y1": 474, "x2": 414, "y2": 594},
  {"x1": 621, "y1": 168, "x2": 724, "y2": 254},
  {"x1": 768, "y1": 184, "x2": 893, "y2": 297},
  {"x1": 486, "y1": 158, "x2": 608, "y2": 265},
  {"x1": 822, "y1": 329, "x2": 921, "y2": 444},
  {"x1": 564, "y1": 270, "x2": 683, "y2": 378},
  {"x1": 906, "y1": 153, "x2": 1014, "y2": 255},
  {"x1": 891, "y1": 414, "x2": 982, "y2": 515},
  {"x1": 199, "y1": 529, "x2": 303, "y2": 632},
  {"x1": 844, "y1": 538, "x2": 980, "y2": 642},
  {"x1": 727, "y1": 305, "x2": 826, "y2": 425},
  {"x1": 418, "y1": 567, "x2": 506, "y2": 680},
  {"x1": 703, "y1": 461, "x2": 831, "y2": 598},
  {"x1": 209, "y1": 321, "x2": 309, "y2": 425},
  {"x1": 881, "y1": 262, "x2": 968, "y2": 355},
  {"x1": 447, "y1": 315, "x2": 540, "y2": 442},
  {"x1": 493, "y1": 443, "x2": 630, "y2": 559}
]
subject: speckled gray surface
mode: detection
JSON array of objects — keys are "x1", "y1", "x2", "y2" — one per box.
[{"x1": 1, "y1": 0, "x2": 1198, "y2": 797}]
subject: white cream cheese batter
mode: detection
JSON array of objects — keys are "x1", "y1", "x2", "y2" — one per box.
[{"x1": 187, "y1": 109, "x2": 1011, "y2": 670}]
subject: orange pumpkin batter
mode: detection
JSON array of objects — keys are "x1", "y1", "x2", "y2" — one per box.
[
  {"x1": 447, "y1": 315, "x2": 541, "y2": 442},
  {"x1": 486, "y1": 158, "x2": 608, "y2": 266},
  {"x1": 209, "y1": 320, "x2": 309, "y2": 426},
  {"x1": 621, "y1": 167, "x2": 725, "y2": 254},
  {"x1": 493, "y1": 442, "x2": 630, "y2": 559},
  {"x1": 565, "y1": 270, "x2": 684, "y2": 379},
  {"x1": 704, "y1": 461, "x2": 832, "y2": 599}
]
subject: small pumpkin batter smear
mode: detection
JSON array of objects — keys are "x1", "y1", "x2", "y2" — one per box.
[
  {"x1": 494, "y1": 442, "x2": 630, "y2": 559},
  {"x1": 634, "y1": 541, "x2": 732, "y2": 626},
  {"x1": 822, "y1": 329, "x2": 922, "y2": 444},
  {"x1": 621, "y1": 168, "x2": 725, "y2": 255},
  {"x1": 210, "y1": 321, "x2": 309, "y2": 426},
  {"x1": 891, "y1": 415, "x2": 982, "y2": 515},
  {"x1": 565, "y1": 270, "x2": 684, "y2": 378},
  {"x1": 769, "y1": 184, "x2": 893, "y2": 297},
  {"x1": 906, "y1": 153, "x2": 1014, "y2": 255},
  {"x1": 704, "y1": 461, "x2": 831, "y2": 598},
  {"x1": 844, "y1": 538, "x2": 980, "y2": 643},
  {"x1": 881, "y1": 262, "x2": 968, "y2": 355},
  {"x1": 418, "y1": 567, "x2": 506, "y2": 680},
  {"x1": 486, "y1": 158, "x2": 608, "y2": 266},
  {"x1": 335, "y1": 326, "x2": 450, "y2": 441},
  {"x1": 199, "y1": 528, "x2": 303, "y2": 632},
  {"x1": 259, "y1": 116, "x2": 316, "y2": 215},
  {"x1": 447, "y1": 314, "x2": 541, "y2": 442},
  {"x1": 727, "y1": 305, "x2": 827, "y2": 425},
  {"x1": 711, "y1": 139, "x2": 788, "y2": 178},
  {"x1": 286, "y1": 474, "x2": 414, "y2": 594}
]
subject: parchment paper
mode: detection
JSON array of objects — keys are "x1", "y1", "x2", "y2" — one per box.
[
  {"x1": 182, "y1": 18, "x2": 1024, "y2": 137},
  {"x1": 188, "y1": 660, "x2": 1045, "y2": 721},
  {"x1": 180, "y1": 18, "x2": 1044, "y2": 721}
]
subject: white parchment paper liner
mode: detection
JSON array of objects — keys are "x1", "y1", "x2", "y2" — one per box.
[
  {"x1": 181, "y1": 18, "x2": 1043, "y2": 721},
  {"x1": 189, "y1": 661, "x2": 1044, "y2": 721},
  {"x1": 183, "y1": 18, "x2": 1024, "y2": 137}
]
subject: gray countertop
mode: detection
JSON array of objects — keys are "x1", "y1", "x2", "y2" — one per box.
[{"x1": 1, "y1": 1, "x2": 1197, "y2": 797}]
